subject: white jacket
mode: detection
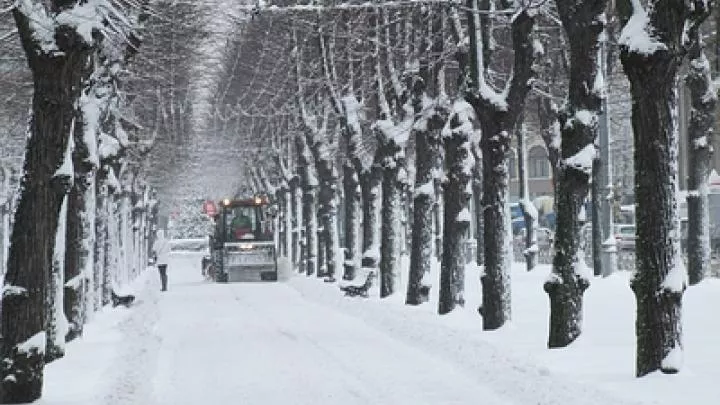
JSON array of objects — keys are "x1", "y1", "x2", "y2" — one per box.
[{"x1": 153, "y1": 235, "x2": 171, "y2": 265}]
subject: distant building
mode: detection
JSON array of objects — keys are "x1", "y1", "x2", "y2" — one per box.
[{"x1": 508, "y1": 139, "x2": 554, "y2": 200}]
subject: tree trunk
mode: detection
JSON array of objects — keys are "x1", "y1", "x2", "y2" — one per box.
[
  {"x1": 439, "y1": 106, "x2": 474, "y2": 314},
  {"x1": 433, "y1": 181, "x2": 443, "y2": 259},
  {"x1": 290, "y1": 175, "x2": 302, "y2": 269},
  {"x1": 360, "y1": 167, "x2": 382, "y2": 274},
  {"x1": 95, "y1": 181, "x2": 110, "y2": 307},
  {"x1": 275, "y1": 187, "x2": 287, "y2": 257},
  {"x1": 479, "y1": 118, "x2": 513, "y2": 330},
  {"x1": 545, "y1": 0, "x2": 605, "y2": 348},
  {"x1": 685, "y1": 38, "x2": 717, "y2": 286},
  {"x1": 342, "y1": 163, "x2": 361, "y2": 280},
  {"x1": 406, "y1": 6, "x2": 445, "y2": 305},
  {"x1": 65, "y1": 111, "x2": 98, "y2": 332},
  {"x1": 591, "y1": 157, "x2": 602, "y2": 276},
  {"x1": 624, "y1": 65, "x2": 683, "y2": 376},
  {"x1": 376, "y1": 124, "x2": 406, "y2": 298},
  {"x1": 104, "y1": 191, "x2": 119, "y2": 305},
  {"x1": 46, "y1": 197, "x2": 69, "y2": 363},
  {"x1": 1, "y1": 8, "x2": 92, "y2": 400},
  {"x1": 407, "y1": 122, "x2": 442, "y2": 305},
  {"x1": 471, "y1": 147, "x2": 484, "y2": 266},
  {"x1": 467, "y1": 6, "x2": 535, "y2": 331},
  {"x1": 306, "y1": 127, "x2": 340, "y2": 281},
  {"x1": 618, "y1": 0, "x2": 711, "y2": 376},
  {"x1": 379, "y1": 163, "x2": 403, "y2": 298},
  {"x1": 296, "y1": 135, "x2": 318, "y2": 276}
]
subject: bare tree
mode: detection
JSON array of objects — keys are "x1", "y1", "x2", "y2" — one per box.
[
  {"x1": 617, "y1": 0, "x2": 712, "y2": 376},
  {"x1": 466, "y1": 0, "x2": 537, "y2": 330},
  {"x1": 1, "y1": 1, "x2": 100, "y2": 401},
  {"x1": 545, "y1": 0, "x2": 607, "y2": 348}
]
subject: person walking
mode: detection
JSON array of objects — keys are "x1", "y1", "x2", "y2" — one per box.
[{"x1": 153, "y1": 231, "x2": 171, "y2": 291}]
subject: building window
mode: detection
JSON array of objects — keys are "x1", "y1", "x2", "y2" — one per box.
[{"x1": 529, "y1": 146, "x2": 550, "y2": 178}]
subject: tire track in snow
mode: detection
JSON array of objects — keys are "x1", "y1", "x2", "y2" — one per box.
[{"x1": 288, "y1": 276, "x2": 645, "y2": 405}]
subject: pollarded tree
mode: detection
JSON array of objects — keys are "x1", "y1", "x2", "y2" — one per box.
[
  {"x1": 617, "y1": 0, "x2": 713, "y2": 376},
  {"x1": 373, "y1": 7, "x2": 413, "y2": 298},
  {"x1": 545, "y1": 0, "x2": 608, "y2": 348},
  {"x1": 407, "y1": 5, "x2": 447, "y2": 306},
  {"x1": 0, "y1": 1, "x2": 106, "y2": 401},
  {"x1": 316, "y1": 9, "x2": 370, "y2": 283},
  {"x1": 465, "y1": 0, "x2": 537, "y2": 330},
  {"x1": 439, "y1": 99, "x2": 476, "y2": 314}
]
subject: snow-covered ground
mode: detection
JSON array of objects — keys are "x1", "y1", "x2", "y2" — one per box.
[{"x1": 36, "y1": 253, "x2": 719, "y2": 404}]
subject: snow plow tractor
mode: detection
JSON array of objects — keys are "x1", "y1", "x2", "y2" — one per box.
[{"x1": 204, "y1": 196, "x2": 278, "y2": 282}]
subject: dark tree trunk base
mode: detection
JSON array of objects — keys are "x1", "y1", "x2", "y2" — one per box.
[
  {"x1": 0, "y1": 346, "x2": 43, "y2": 403},
  {"x1": 544, "y1": 277, "x2": 589, "y2": 348}
]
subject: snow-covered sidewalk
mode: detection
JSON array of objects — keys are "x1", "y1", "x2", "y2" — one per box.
[{"x1": 36, "y1": 253, "x2": 719, "y2": 405}]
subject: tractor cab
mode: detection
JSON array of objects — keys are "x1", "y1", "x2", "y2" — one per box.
[{"x1": 206, "y1": 196, "x2": 278, "y2": 282}]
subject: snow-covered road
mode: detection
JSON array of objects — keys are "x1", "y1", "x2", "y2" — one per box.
[
  {"x1": 39, "y1": 252, "x2": 664, "y2": 405},
  {"x1": 149, "y1": 254, "x2": 512, "y2": 405}
]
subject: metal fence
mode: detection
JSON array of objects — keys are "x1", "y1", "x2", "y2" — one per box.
[{"x1": 508, "y1": 238, "x2": 720, "y2": 277}]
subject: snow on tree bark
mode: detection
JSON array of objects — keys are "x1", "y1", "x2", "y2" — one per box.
[
  {"x1": 94, "y1": 180, "x2": 110, "y2": 307},
  {"x1": 617, "y1": 0, "x2": 712, "y2": 377},
  {"x1": 1, "y1": 3, "x2": 95, "y2": 400},
  {"x1": 439, "y1": 101, "x2": 475, "y2": 314},
  {"x1": 545, "y1": 0, "x2": 606, "y2": 348},
  {"x1": 360, "y1": 166, "x2": 382, "y2": 275},
  {"x1": 467, "y1": 4, "x2": 536, "y2": 330},
  {"x1": 407, "y1": 6, "x2": 446, "y2": 305},
  {"x1": 685, "y1": 35, "x2": 717, "y2": 286},
  {"x1": 290, "y1": 174, "x2": 302, "y2": 270},
  {"x1": 471, "y1": 146, "x2": 484, "y2": 266},
  {"x1": 296, "y1": 133, "x2": 318, "y2": 276},
  {"x1": 374, "y1": 8, "x2": 412, "y2": 298},
  {"x1": 342, "y1": 162, "x2": 361, "y2": 280},
  {"x1": 375, "y1": 107, "x2": 410, "y2": 297},
  {"x1": 302, "y1": 105, "x2": 340, "y2": 281},
  {"x1": 65, "y1": 88, "x2": 100, "y2": 337},
  {"x1": 407, "y1": 117, "x2": 443, "y2": 304},
  {"x1": 46, "y1": 196, "x2": 69, "y2": 363},
  {"x1": 378, "y1": 142, "x2": 405, "y2": 297}
]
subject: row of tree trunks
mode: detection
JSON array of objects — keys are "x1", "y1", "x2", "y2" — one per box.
[{"x1": 0, "y1": 4, "x2": 95, "y2": 399}]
